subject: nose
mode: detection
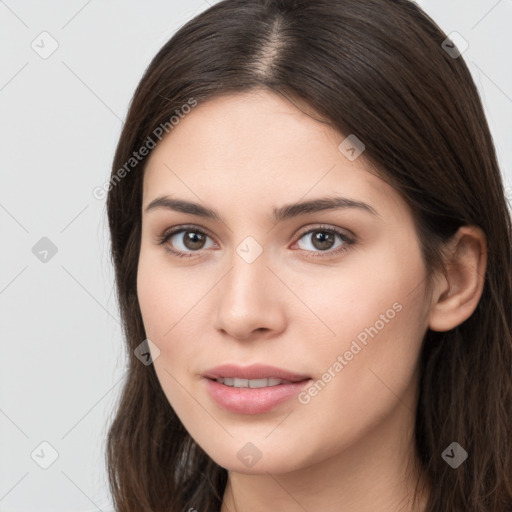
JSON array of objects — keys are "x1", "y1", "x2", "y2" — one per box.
[{"x1": 213, "y1": 248, "x2": 287, "y2": 342}]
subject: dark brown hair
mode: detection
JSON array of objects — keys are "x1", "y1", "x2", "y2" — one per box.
[{"x1": 105, "y1": 0, "x2": 512, "y2": 510}]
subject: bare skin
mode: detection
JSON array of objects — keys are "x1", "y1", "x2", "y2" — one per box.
[{"x1": 137, "y1": 89, "x2": 487, "y2": 512}]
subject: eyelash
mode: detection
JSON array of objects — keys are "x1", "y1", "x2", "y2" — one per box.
[{"x1": 156, "y1": 224, "x2": 355, "y2": 259}]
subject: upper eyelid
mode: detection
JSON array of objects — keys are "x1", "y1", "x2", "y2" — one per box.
[
  {"x1": 295, "y1": 224, "x2": 353, "y2": 239},
  {"x1": 162, "y1": 224, "x2": 216, "y2": 242}
]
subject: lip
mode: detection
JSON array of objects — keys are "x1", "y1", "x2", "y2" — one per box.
[
  {"x1": 202, "y1": 364, "x2": 312, "y2": 415},
  {"x1": 202, "y1": 364, "x2": 310, "y2": 382}
]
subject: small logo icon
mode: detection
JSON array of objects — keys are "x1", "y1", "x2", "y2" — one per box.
[
  {"x1": 236, "y1": 236, "x2": 263, "y2": 264},
  {"x1": 134, "y1": 338, "x2": 161, "y2": 365},
  {"x1": 31, "y1": 31, "x2": 59, "y2": 59},
  {"x1": 32, "y1": 237, "x2": 58, "y2": 263},
  {"x1": 338, "y1": 134, "x2": 365, "y2": 161},
  {"x1": 441, "y1": 441, "x2": 468, "y2": 468},
  {"x1": 442, "y1": 32, "x2": 469, "y2": 59},
  {"x1": 237, "y1": 442, "x2": 262, "y2": 468},
  {"x1": 31, "y1": 441, "x2": 59, "y2": 469}
]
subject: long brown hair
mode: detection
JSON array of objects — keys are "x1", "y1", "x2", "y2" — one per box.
[{"x1": 105, "y1": 0, "x2": 512, "y2": 510}]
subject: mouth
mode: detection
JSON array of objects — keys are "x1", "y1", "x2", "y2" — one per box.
[
  {"x1": 212, "y1": 377, "x2": 300, "y2": 388},
  {"x1": 202, "y1": 363, "x2": 310, "y2": 382},
  {"x1": 202, "y1": 364, "x2": 312, "y2": 414}
]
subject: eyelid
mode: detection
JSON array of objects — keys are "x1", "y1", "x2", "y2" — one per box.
[
  {"x1": 156, "y1": 224, "x2": 218, "y2": 254},
  {"x1": 291, "y1": 224, "x2": 355, "y2": 257},
  {"x1": 159, "y1": 223, "x2": 216, "y2": 242},
  {"x1": 293, "y1": 223, "x2": 355, "y2": 241}
]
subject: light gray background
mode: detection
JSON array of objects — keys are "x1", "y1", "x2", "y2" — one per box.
[{"x1": 1, "y1": 1, "x2": 511, "y2": 511}]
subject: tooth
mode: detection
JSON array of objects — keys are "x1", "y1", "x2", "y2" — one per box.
[
  {"x1": 248, "y1": 378, "x2": 268, "y2": 388},
  {"x1": 223, "y1": 377, "x2": 234, "y2": 386},
  {"x1": 267, "y1": 378, "x2": 282, "y2": 386},
  {"x1": 233, "y1": 378, "x2": 249, "y2": 388}
]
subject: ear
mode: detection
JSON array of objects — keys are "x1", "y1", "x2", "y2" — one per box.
[{"x1": 428, "y1": 225, "x2": 488, "y2": 332}]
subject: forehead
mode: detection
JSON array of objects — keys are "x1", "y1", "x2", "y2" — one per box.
[{"x1": 142, "y1": 90, "x2": 405, "y2": 219}]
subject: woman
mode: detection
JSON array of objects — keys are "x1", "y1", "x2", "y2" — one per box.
[{"x1": 105, "y1": 0, "x2": 512, "y2": 510}]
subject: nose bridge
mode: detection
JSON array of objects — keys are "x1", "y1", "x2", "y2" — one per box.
[
  {"x1": 222, "y1": 243, "x2": 271, "y2": 311},
  {"x1": 214, "y1": 238, "x2": 285, "y2": 338}
]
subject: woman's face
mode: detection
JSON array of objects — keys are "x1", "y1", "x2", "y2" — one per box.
[{"x1": 137, "y1": 89, "x2": 433, "y2": 474}]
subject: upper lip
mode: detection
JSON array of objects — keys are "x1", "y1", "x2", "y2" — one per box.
[{"x1": 203, "y1": 364, "x2": 311, "y2": 382}]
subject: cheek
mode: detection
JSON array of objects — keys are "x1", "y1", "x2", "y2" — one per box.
[
  {"x1": 299, "y1": 266, "x2": 427, "y2": 430},
  {"x1": 136, "y1": 249, "x2": 215, "y2": 412},
  {"x1": 285, "y1": 241, "x2": 425, "y2": 346},
  {"x1": 288, "y1": 290, "x2": 427, "y2": 468},
  {"x1": 137, "y1": 248, "x2": 205, "y2": 341},
  {"x1": 292, "y1": 240, "x2": 428, "y2": 406},
  {"x1": 136, "y1": 255, "x2": 201, "y2": 408},
  {"x1": 136, "y1": 254, "x2": 168, "y2": 340}
]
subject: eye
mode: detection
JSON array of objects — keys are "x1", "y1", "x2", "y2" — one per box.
[
  {"x1": 157, "y1": 226, "x2": 216, "y2": 258},
  {"x1": 293, "y1": 226, "x2": 355, "y2": 256}
]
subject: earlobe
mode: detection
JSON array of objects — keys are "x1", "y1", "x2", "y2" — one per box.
[{"x1": 428, "y1": 225, "x2": 488, "y2": 332}]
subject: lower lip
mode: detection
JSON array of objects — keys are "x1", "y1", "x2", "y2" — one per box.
[{"x1": 204, "y1": 378, "x2": 311, "y2": 414}]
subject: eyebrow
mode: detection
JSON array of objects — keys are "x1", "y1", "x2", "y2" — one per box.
[{"x1": 144, "y1": 195, "x2": 380, "y2": 222}]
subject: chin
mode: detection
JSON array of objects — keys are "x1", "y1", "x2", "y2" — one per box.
[{"x1": 200, "y1": 440, "x2": 316, "y2": 475}]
